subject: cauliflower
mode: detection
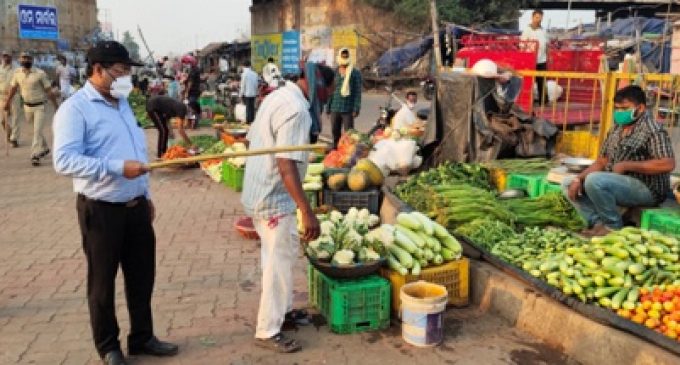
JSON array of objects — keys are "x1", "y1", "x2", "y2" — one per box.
[
  {"x1": 358, "y1": 208, "x2": 370, "y2": 221},
  {"x1": 316, "y1": 250, "x2": 331, "y2": 260},
  {"x1": 346, "y1": 207, "x2": 359, "y2": 221},
  {"x1": 332, "y1": 249, "x2": 355, "y2": 265},
  {"x1": 358, "y1": 247, "x2": 381, "y2": 262},
  {"x1": 329, "y1": 210, "x2": 344, "y2": 224},
  {"x1": 368, "y1": 214, "x2": 380, "y2": 228},
  {"x1": 342, "y1": 228, "x2": 363, "y2": 250},
  {"x1": 320, "y1": 221, "x2": 336, "y2": 236}
]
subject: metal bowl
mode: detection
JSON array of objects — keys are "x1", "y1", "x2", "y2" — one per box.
[
  {"x1": 306, "y1": 256, "x2": 385, "y2": 279},
  {"x1": 226, "y1": 128, "x2": 248, "y2": 137},
  {"x1": 498, "y1": 189, "x2": 527, "y2": 200},
  {"x1": 562, "y1": 157, "x2": 594, "y2": 173}
]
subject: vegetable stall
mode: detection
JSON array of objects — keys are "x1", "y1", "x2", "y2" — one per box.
[{"x1": 178, "y1": 121, "x2": 680, "y2": 355}]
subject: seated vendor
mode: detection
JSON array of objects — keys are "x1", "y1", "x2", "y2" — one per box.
[{"x1": 562, "y1": 85, "x2": 675, "y2": 237}]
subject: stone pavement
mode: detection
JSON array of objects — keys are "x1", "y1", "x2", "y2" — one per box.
[{"x1": 0, "y1": 116, "x2": 573, "y2": 365}]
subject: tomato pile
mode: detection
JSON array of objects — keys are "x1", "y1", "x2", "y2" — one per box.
[{"x1": 617, "y1": 285, "x2": 680, "y2": 340}]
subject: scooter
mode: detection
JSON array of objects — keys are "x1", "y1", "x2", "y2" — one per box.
[{"x1": 368, "y1": 88, "x2": 399, "y2": 136}]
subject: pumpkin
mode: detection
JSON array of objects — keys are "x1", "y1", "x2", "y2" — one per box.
[
  {"x1": 347, "y1": 170, "x2": 369, "y2": 192},
  {"x1": 353, "y1": 158, "x2": 384, "y2": 186}
]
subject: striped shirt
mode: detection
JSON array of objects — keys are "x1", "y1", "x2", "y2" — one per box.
[
  {"x1": 241, "y1": 81, "x2": 311, "y2": 219},
  {"x1": 600, "y1": 111, "x2": 674, "y2": 203}
]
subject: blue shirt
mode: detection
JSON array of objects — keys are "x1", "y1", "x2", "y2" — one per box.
[{"x1": 53, "y1": 82, "x2": 150, "y2": 203}]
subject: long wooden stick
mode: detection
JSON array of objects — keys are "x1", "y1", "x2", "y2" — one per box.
[{"x1": 147, "y1": 143, "x2": 328, "y2": 169}]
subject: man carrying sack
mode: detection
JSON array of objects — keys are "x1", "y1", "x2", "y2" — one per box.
[
  {"x1": 241, "y1": 62, "x2": 335, "y2": 353},
  {"x1": 326, "y1": 48, "x2": 362, "y2": 148},
  {"x1": 53, "y1": 41, "x2": 178, "y2": 365}
]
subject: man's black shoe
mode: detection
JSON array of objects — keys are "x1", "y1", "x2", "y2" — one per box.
[
  {"x1": 38, "y1": 148, "x2": 50, "y2": 158},
  {"x1": 103, "y1": 350, "x2": 127, "y2": 365},
  {"x1": 129, "y1": 336, "x2": 179, "y2": 357},
  {"x1": 31, "y1": 156, "x2": 40, "y2": 166},
  {"x1": 10, "y1": 140, "x2": 18, "y2": 148}
]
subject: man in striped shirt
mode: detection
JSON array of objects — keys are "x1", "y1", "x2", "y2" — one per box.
[
  {"x1": 563, "y1": 85, "x2": 675, "y2": 237},
  {"x1": 241, "y1": 63, "x2": 335, "y2": 353}
]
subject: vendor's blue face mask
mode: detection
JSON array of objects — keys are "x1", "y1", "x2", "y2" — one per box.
[{"x1": 613, "y1": 108, "x2": 636, "y2": 126}]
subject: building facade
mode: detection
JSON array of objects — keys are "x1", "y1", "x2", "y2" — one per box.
[
  {"x1": 0, "y1": 0, "x2": 98, "y2": 54},
  {"x1": 250, "y1": 0, "x2": 422, "y2": 72}
]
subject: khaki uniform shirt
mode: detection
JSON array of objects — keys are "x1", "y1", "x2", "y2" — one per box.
[
  {"x1": 10, "y1": 68, "x2": 51, "y2": 104},
  {"x1": 0, "y1": 64, "x2": 16, "y2": 96}
]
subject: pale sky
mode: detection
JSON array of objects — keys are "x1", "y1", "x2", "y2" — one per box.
[
  {"x1": 95, "y1": 1, "x2": 594, "y2": 58},
  {"x1": 96, "y1": 0, "x2": 252, "y2": 58}
]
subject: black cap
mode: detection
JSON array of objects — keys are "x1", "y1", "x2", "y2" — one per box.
[{"x1": 87, "y1": 41, "x2": 143, "y2": 67}]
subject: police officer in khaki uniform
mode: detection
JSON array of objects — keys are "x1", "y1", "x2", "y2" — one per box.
[
  {"x1": 3, "y1": 52, "x2": 58, "y2": 165},
  {"x1": 0, "y1": 50, "x2": 22, "y2": 148}
]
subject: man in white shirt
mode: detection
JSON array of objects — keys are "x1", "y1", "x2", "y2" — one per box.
[
  {"x1": 55, "y1": 55, "x2": 74, "y2": 99},
  {"x1": 262, "y1": 57, "x2": 280, "y2": 88},
  {"x1": 239, "y1": 60, "x2": 259, "y2": 124},
  {"x1": 242, "y1": 62, "x2": 335, "y2": 353},
  {"x1": 521, "y1": 9, "x2": 549, "y2": 102}
]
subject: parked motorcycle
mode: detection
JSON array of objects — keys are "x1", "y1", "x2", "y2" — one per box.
[{"x1": 421, "y1": 76, "x2": 435, "y2": 101}]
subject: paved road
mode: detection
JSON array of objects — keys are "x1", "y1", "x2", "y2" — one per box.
[{"x1": 0, "y1": 101, "x2": 571, "y2": 365}]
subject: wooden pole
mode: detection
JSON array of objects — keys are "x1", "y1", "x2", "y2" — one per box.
[
  {"x1": 430, "y1": 0, "x2": 442, "y2": 71},
  {"x1": 147, "y1": 143, "x2": 328, "y2": 169}
]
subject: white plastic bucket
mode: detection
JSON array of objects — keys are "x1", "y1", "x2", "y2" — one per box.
[{"x1": 400, "y1": 281, "x2": 448, "y2": 347}]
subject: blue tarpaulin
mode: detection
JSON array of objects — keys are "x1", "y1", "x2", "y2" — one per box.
[{"x1": 598, "y1": 17, "x2": 671, "y2": 72}]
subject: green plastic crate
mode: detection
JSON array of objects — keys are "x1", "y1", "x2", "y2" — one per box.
[
  {"x1": 199, "y1": 96, "x2": 216, "y2": 107},
  {"x1": 507, "y1": 173, "x2": 546, "y2": 198},
  {"x1": 221, "y1": 162, "x2": 245, "y2": 192},
  {"x1": 308, "y1": 265, "x2": 390, "y2": 334},
  {"x1": 538, "y1": 179, "x2": 563, "y2": 197},
  {"x1": 641, "y1": 209, "x2": 680, "y2": 237}
]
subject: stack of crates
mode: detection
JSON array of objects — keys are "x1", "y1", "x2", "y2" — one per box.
[{"x1": 308, "y1": 266, "x2": 391, "y2": 334}]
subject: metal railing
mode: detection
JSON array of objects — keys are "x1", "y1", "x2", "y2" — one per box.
[{"x1": 516, "y1": 70, "x2": 680, "y2": 160}]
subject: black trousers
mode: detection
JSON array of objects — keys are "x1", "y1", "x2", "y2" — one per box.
[
  {"x1": 76, "y1": 195, "x2": 156, "y2": 357},
  {"x1": 244, "y1": 96, "x2": 256, "y2": 124},
  {"x1": 536, "y1": 62, "x2": 547, "y2": 103},
  {"x1": 330, "y1": 112, "x2": 354, "y2": 148},
  {"x1": 187, "y1": 95, "x2": 201, "y2": 123},
  {"x1": 149, "y1": 111, "x2": 170, "y2": 158}
]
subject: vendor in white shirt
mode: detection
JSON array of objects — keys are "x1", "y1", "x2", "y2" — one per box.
[
  {"x1": 262, "y1": 57, "x2": 281, "y2": 88},
  {"x1": 521, "y1": 9, "x2": 549, "y2": 102}
]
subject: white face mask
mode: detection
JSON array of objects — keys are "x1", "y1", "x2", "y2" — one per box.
[{"x1": 110, "y1": 75, "x2": 133, "y2": 99}]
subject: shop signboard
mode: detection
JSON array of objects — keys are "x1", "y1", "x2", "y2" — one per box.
[{"x1": 18, "y1": 5, "x2": 59, "y2": 40}]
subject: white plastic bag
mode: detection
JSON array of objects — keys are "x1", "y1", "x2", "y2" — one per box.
[
  {"x1": 234, "y1": 103, "x2": 247, "y2": 123},
  {"x1": 391, "y1": 105, "x2": 417, "y2": 130}
]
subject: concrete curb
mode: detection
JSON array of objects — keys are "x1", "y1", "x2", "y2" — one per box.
[{"x1": 470, "y1": 259, "x2": 680, "y2": 365}]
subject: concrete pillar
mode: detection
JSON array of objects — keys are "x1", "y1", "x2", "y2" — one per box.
[{"x1": 672, "y1": 21, "x2": 680, "y2": 75}]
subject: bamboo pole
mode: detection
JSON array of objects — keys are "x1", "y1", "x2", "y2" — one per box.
[
  {"x1": 430, "y1": 0, "x2": 442, "y2": 71},
  {"x1": 147, "y1": 144, "x2": 328, "y2": 170}
]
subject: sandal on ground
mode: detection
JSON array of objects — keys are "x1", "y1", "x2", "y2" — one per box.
[
  {"x1": 31, "y1": 156, "x2": 40, "y2": 166},
  {"x1": 284, "y1": 309, "x2": 311, "y2": 326},
  {"x1": 254, "y1": 333, "x2": 302, "y2": 353}
]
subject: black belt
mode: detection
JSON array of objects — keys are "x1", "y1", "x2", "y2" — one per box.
[
  {"x1": 78, "y1": 194, "x2": 145, "y2": 208},
  {"x1": 24, "y1": 101, "x2": 45, "y2": 107}
]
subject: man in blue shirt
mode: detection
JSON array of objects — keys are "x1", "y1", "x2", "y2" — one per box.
[{"x1": 53, "y1": 41, "x2": 178, "y2": 365}]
